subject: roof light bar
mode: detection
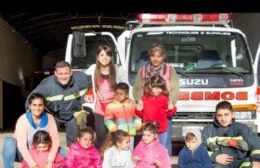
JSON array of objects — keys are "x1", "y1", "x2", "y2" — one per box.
[{"x1": 137, "y1": 13, "x2": 232, "y2": 25}]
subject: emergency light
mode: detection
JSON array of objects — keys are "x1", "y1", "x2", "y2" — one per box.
[{"x1": 137, "y1": 13, "x2": 232, "y2": 25}]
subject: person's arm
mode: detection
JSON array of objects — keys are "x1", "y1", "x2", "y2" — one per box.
[
  {"x1": 125, "y1": 151, "x2": 133, "y2": 168},
  {"x1": 94, "y1": 149, "x2": 102, "y2": 168},
  {"x1": 238, "y1": 124, "x2": 260, "y2": 162},
  {"x1": 65, "y1": 147, "x2": 76, "y2": 168},
  {"x1": 156, "y1": 148, "x2": 171, "y2": 168},
  {"x1": 47, "y1": 114, "x2": 60, "y2": 163},
  {"x1": 169, "y1": 67, "x2": 180, "y2": 105},
  {"x1": 15, "y1": 115, "x2": 37, "y2": 167},
  {"x1": 178, "y1": 149, "x2": 186, "y2": 168},
  {"x1": 104, "y1": 104, "x2": 117, "y2": 132},
  {"x1": 201, "y1": 145, "x2": 213, "y2": 168},
  {"x1": 102, "y1": 150, "x2": 111, "y2": 168},
  {"x1": 201, "y1": 126, "x2": 221, "y2": 163},
  {"x1": 133, "y1": 69, "x2": 143, "y2": 102}
]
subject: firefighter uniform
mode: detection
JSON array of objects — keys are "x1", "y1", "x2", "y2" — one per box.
[
  {"x1": 26, "y1": 71, "x2": 92, "y2": 146},
  {"x1": 202, "y1": 118, "x2": 260, "y2": 168}
]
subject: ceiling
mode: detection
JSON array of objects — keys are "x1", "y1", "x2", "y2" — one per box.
[{"x1": 0, "y1": 13, "x2": 137, "y2": 56}]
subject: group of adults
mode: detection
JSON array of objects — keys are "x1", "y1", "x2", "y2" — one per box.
[{"x1": 1, "y1": 43, "x2": 260, "y2": 168}]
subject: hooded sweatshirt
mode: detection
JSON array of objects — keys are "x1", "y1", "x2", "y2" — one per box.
[{"x1": 178, "y1": 128, "x2": 212, "y2": 168}]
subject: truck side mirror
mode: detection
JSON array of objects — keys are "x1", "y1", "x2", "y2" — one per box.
[{"x1": 72, "y1": 31, "x2": 86, "y2": 57}]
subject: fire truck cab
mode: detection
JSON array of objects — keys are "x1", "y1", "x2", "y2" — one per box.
[{"x1": 65, "y1": 13, "x2": 260, "y2": 139}]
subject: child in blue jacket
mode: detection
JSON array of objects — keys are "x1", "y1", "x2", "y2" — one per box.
[{"x1": 178, "y1": 128, "x2": 212, "y2": 168}]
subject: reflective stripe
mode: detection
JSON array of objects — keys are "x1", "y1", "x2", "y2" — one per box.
[
  {"x1": 239, "y1": 161, "x2": 251, "y2": 168},
  {"x1": 46, "y1": 95, "x2": 64, "y2": 102},
  {"x1": 45, "y1": 89, "x2": 87, "y2": 102},
  {"x1": 208, "y1": 136, "x2": 243, "y2": 145},
  {"x1": 251, "y1": 149, "x2": 260, "y2": 156},
  {"x1": 64, "y1": 89, "x2": 87, "y2": 101}
]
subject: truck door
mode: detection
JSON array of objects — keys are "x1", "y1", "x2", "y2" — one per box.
[
  {"x1": 254, "y1": 43, "x2": 260, "y2": 109},
  {"x1": 66, "y1": 31, "x2": 126, "y2": 70}
]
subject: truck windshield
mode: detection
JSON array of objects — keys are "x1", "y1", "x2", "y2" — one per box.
[{"x1": 129, "y1": 30, "x2": 252, "y2": 83}]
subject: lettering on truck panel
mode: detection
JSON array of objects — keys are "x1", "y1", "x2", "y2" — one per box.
[{"x1": 178, "y1": 91, "x2": 248, "y2": 100}]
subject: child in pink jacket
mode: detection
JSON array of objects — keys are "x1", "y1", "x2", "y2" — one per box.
[
  {"x1": 65, "y1": 127, "x2": 102, "y2": 168},
  {"x1": 133, "y1": 122, "x2": 172, "y2": 168},
  {"x1": 21, "y1": 130, "x2": 65, "y2": 168}
]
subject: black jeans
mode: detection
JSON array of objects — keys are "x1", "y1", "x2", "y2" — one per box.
[{"x1": 94, "y1": 113, "x2": 108, "y2": 149}]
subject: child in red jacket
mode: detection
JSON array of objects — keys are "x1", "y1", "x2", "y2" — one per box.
[{"x1": 136, "y1": 75, "x2": 176, "y2": 147}]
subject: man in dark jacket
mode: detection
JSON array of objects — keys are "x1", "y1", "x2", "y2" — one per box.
[
  {"x1": 202, "y1": 101, "x2": 260, "y2": 168},
  {"x1": 26, "y1": 61, "x2": 92, "y2": 146}
]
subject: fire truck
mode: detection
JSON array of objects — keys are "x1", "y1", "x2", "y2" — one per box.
[{"x1": 65, "y1": 13, "x2": 260, "y2": 140}]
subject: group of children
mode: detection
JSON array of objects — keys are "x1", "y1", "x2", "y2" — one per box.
[{"x1": 23, "y1": 123, "x2": 172, "y2": 168}]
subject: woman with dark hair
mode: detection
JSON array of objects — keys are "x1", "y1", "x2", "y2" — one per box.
[
  {"x1": 85, "y1": 45, "x2": 126, "y2": 149},
  {"x1": 2, "y1": 93, "x2": 60, "y2": 168}
]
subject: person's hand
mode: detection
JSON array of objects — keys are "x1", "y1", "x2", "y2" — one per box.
[
  {"x1": 31, "y1": 164, "x2": 39, "y2": 168},
  {"x1": 167, "y1": 101, "x2": 174, "y2": 110},
  {"x1": 136, "y1": 100, "x2": 143, "y2": 111},
  {"x1": 73, "y1": 108, "x2": 89, "y2": 126},
  {"x1": 135, "y1": 123, "x2": 142, "y2": 130},
  {"x1": 154, "y1": 159, "x2": 161, "y2": 167},
  {"x1": 252, "y1": 161, "x2": 260, "y2": 168},
  {"x1": 44, "y1": 161, "x2": 53, "y2": 168},
  {"x1": 110, "y1": 125, "x2": 117, "y2": 132},
  {"x1": 216, "y1": 154, "x2": 234, "y2": 165},
  {"x1": 133, "y1": 156, "x2": 142, "y2": 163}
]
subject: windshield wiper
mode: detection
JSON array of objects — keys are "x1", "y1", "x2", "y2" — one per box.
[
  {"x1": 198, "y1": 64, "x2": 243, "y2": 77},
  {"x1": 176, "y1": 70, "x2": 190, "y2": 78}
]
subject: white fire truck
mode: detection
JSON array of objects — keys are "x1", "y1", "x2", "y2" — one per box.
[{"x1": 65, "y1": 13, "x2": 260, "y2": 139}]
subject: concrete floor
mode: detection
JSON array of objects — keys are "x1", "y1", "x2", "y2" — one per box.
[{"x1": 0, "y1": 132, "x2": 178, "y2": 168}]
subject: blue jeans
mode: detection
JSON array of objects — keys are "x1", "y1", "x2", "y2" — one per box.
[
  {"x1": 2, "y1": 137, "x2": 23, "y2": 168},
  {"x1": 166, "y1": 118, "x2": 173, "y2": 156},
  {"x1": 159, "y1": 132, "x2": 167, "y2": 147}
]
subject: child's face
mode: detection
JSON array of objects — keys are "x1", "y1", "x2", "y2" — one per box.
[
  {"x1": 117, "y1": 136, "x2": 130, "y2": 150},
  {"x1": 115, "y1": 89, "x2": 128, "y2": 102},
  {"x1": 77, "y1": 133, "x2": 93, "y2": 149},
  {"x1": 36, "y1": 143, "x2": 49, "y2": 152},
  {"x1": 185, "y1": 137, "x2": 198, "y2": 151},
  {"x1": 215, "y1": 108, "x2": 234, "y2": 127},
  {"x1": 97, "y1": 50, "x2": 112, "y2": 66},
  {"x1": 151, "y1": 87, "x2": 163, "y2": 96},
  {"x1": 29, "y1": 98, "x2": 45, "y2": 118},
  {"x1": 142, "y1": 130, "x2": 157, "y2": 145}
]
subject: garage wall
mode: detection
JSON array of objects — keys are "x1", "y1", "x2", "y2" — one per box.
[
  {"x1": 0, "y1": 17, "x2": 40, "y2": 87},
  {"x1": 0, "y1": 18, "x2": 40, "y2": 129},
  {"x1": 233, "y1": 13, "x2": 260, "y2": 58}
]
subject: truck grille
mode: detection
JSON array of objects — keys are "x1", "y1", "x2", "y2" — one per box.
[{"x1": 173, "y1": 112, "x2": 214, "y2": 119}]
